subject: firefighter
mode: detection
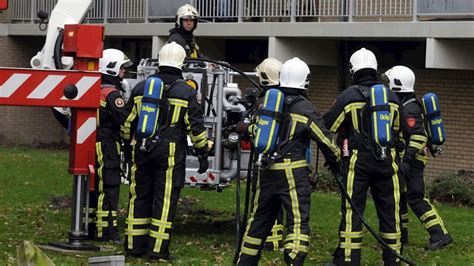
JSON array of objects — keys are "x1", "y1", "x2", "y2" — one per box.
[
  {"x1": 255, "y1": 58, "x2": 285, "y2": 251},
  {"x1": 237, "y1": 57, "x2": 341, "y2": 265},
  {"x1": 168, "y1": 4, "x2": 203, "y2": 59},
  {"x1": 323, "y1": 48, "x2": 402, "y2": 265},
  {"x1": 383, "y1": 65, "x2": 452, "y2": 250},
  {"x1": 122, "y1": 42, "x2": 208, "y2": 261},
  {"x1": 92, "y1": 48, "x2": 133, "y2": 244}
]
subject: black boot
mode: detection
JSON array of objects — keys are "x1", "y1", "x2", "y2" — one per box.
[
  {"x1": 149, "y1": 254, "x2": 175, "y2": 262},
  {"x1": 426, "y1": 234, "x2": 453, "y2": 250}
]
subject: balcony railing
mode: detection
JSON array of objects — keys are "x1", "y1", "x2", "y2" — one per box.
[{"x1": 10, "y1": 0, "x2": 474, "y2": 23}]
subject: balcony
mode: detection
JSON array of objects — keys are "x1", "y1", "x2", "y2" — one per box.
[{"x1": 9, "y1": 0, "x2": 474, "y2": 24}]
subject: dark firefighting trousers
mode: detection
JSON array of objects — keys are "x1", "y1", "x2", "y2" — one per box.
[
  {"x1": 332, "y1": 150, "x2": 402, "y2": 265},
  {"x1": 238, "y1": 159, "x2": 311, "y2": 266},
  {"x1": 400, "y1": 160, "x2": 448, "y2": 242},
  {"x1": 89, "y1": 140, "x2": 121, "y2": 240},
  {"x1": 124, "y1": 140, "x2": 185, "y2": 258}
]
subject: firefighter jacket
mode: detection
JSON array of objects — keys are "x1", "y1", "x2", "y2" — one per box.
[
  {"x1": 256, "y1": 88, "x2": 340, "y2": 165},
  {"x1": 97, "y1": 80, "x2": 129, "y2": 141},
  {"x1": 121, "y1": 67, "x2": 207, "y2": 151},
  {"x1": 168, "y1": 27, "x2": 203, "y2": 59},
  {"x1": 324, "y1": 78, "x2": 401, "y2": 161},
  {"x1": 398, "y1": 94, "x2": 428, "y2": 164}
]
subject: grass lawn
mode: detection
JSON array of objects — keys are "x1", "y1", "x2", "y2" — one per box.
[{"x1": 0, "y1": 147, "x2": 473, "y2": 265}]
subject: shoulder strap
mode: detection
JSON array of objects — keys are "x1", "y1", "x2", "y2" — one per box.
[
  {"x1": 100, "y1": 85, "x2": 118, "y2": 101},
  {"x1": 402, "y1": 97, "x2": 417, "y2": 107},
  {"x1": 165, "y1": 79, "x2": 187, "y2": 91}
]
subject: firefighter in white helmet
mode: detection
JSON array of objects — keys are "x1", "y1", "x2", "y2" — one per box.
[
  {"x1": 383, "y1": 65, "x2": 452, "y2": 250},
  {"x1": 324, "y1": 48, "x2": 403, "y2": 265},
  {"x1": 237, "y1": 58, "x2": 340, "y2": 265},
  {"x1": 167, "y1": 4, "x2": 203, "y2": 59},
  {"x1": 122, "y1": 42, "x2": 208, "y2": 261},
  {"x1": 89, "y1": 48, "x2": 132, "y2": 244}
]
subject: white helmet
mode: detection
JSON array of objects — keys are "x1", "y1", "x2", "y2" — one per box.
[
  {"x1": 255, "y1": 58, "x2": 283, "y2": 87},
  {"x1": 158, "y1": 42, "x2": 186, "y2": 69},
  {"x1": 280, "y1": 57, "x2": 311, "y2": 90},
  {"x1": 382, "y1": 65, "x2": 415, "y2": 93},
  {"x1": 99, "y1": 49, "x2": 132, "y2": 77},
  {"x1": 176, "y1": 4, "x2": 199, "y2": 30},
  {"x1": 349, "y1": 47, "x2": 377, "y2": 75}
]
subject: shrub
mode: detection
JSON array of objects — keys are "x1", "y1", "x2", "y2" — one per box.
[{"x1": 428, "y1": 170, "x2": 474, "y2": 207}]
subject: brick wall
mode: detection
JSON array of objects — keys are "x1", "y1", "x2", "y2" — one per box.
[
  {"x1": 0, "y1": 36, "x2": 69, "y2": 146},
  {"x1": 414, "y1": 69, "x2": 474, "y2": 178},
  {"x1": 306, "y1": 66, "x2": 474, "y2": 179}
]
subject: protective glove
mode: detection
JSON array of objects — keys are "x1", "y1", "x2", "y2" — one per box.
[
  {"x1": 195, "y1": 147, "x2": 209, "y2": 174},
  {"x1": 235, "y1": 122, "x2": 250, "y2": 134},
  {"x1": 197, "y1": 155, "x2": 209, "y2": 174},
  {"x1": 324, "y1": 160, "x2": 341, "y2": 177}
]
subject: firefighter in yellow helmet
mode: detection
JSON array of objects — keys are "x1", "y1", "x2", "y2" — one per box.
[
  {"x1": 168, "y1": 4, "x2": 203, "y2": 59},
  {"x1": 122, "y1": 42, "x2": 208, "y2": 261},
  {"x1": 237, "y1": 58, "x2": 340, "y2": 265}
]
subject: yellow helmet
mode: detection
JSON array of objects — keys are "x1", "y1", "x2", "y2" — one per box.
[{"x1": 255, "y1": 58, "x2": 283, "y2": 87}]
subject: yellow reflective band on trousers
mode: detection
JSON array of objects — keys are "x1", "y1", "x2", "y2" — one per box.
[
  {"x1": 125, "y1": 228, "x2": 149, "y2": 236},
  {"x1": 269, "y1": 160, "x2": 307, "y2": 170},
  {"x1": 380, "y1": 232, "x2": 401, "y2": 240},
  {"x1": 343, "y1": 150, "x2": 358, "y2": 262},
  {"x1": 409, "y1": 141, "x2": 424, "y2": 150},
  {"x1": 238, "y1": 171, "x2": 262, "y2": 262},
  {"x1": 153, "y1": 142, "x2": 176, "y2": 253},
  {"x1": 151, "y1": 218, "x2": 172, "y2": 228},
  {"x1": 423, "y1": 202, "x2": 448, "y2": 234},
  {"x1": 284, "y1": 242, "x2": 308, "y2": 253},
  {"x1": 126, "y1": 145, "x2": 139, "y2": 249},
  {"x1": 266, "y1": 222, "x2": 283, "y2": 248},
  {"x1": 244, "y1": 235, "x2": 262, "y2": 246},
  {"x1": 340, "y1": 242, "x2": 362, "y2": 249},
  {"x1": 125, "y1": 218, "x2": 151, "y2": 236},
  {"x1": 286, "y1": 233, "x2": 310, "y2": 242},
  {"x1": 284, "y1": 163, "x2": 304, "y2": 260},
  {"x1": 241, "y1": 246, "x2": 259, "y2": 256},
  {"x1": 340, "y1": 231, "x2": 363, "y2": 238},
  {"x1": 420, "y1": 209, "x2": 437, "y2": 221},
  {"x1": 390, "y1": 149, "x2": 402, "y2": 259},
  {"x1": 411, "y1": 134, "x2": 428, "y2": 143},
  {"x1": 126, "y1": 217, "x2": 151, "y2": 225},
  {"x1": 96, "y1": 142, "x2": 105, "y2": 238},
  {"x1": 415, "y1": 154, "x2": 428, "y2": 165}
]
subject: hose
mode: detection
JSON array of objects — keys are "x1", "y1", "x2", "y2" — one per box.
[
  {"x1": 235, "y1": 140, "x2": 242, "y2": 249},
  {"x1": 185, "y1": 58, "x2": 260, "y2": 90},
  {"x1": 53, "y1": 29, "x2": 64, "y2": 70},
  {"x1": 233, "y1": 145, "x2": 254, "y2": 264}
]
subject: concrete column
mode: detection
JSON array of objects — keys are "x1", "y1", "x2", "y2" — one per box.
[
  {"x1": 268, "y1": 36, "x2": 339, "y2": 66},
  {"x1": 426, "y1": 38, "x2": 474, "y2": 70},
  {"x1": 151, "y1": 35, "x2": 167, "y2": 59}
]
